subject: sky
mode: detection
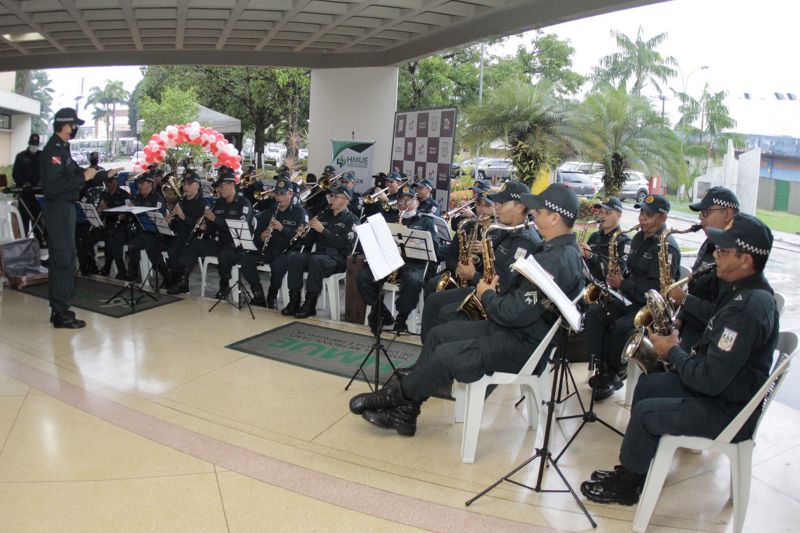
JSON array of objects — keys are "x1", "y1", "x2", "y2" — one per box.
[{"x1": 44, "y1": 0, "x2": 799, "y2": 137}]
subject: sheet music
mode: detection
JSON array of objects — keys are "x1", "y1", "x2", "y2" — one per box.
[
  {"x1": 355, "y1": 213, "x2": 404, "y2": 280},
  {"x1": 386, "y1": 223, "x2": 437, "y2": 262},
  {"x1": 226, "y1": 218, "x2": 258, "y2": 251},
  {"x1": 105, "y1": 205, "x2": 157, "y2": 215},
  {"x1": 78, "y1": 202, "x2": 103, "y2": 228},
  {"x1": 147, "y1": 212, "x2": 175, "y2": 237},
  {"x1": 511, "y1": 255, "x2": 583, "y2": 331}
]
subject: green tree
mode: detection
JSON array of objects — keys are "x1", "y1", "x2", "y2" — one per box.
[
  {"x1": 14, "y1": 70, "x2": 54, "y2": 135},
  {"x1": 593, "y1": 27, "x2": 677, "y2": 96},
  {"x1": 85, "y1": 80, "x2": 129, "y2": 154},
  {"x1": 138, "y1": 86, "x2": 199, "y2": 140},
  {"x1": 105, "y1": 80, "x2": 129, "y2": 155},
  {"x1": 513, "y1": 31, "x2": 585, "y2": 96},
  {"x1": 397, "y1": 46, "x2": 482, "y2": 112},
  {"x1": 568, "y1": 85, "x2": 683, "y2": 195},
  {"x1": 462, "y1": 80, "x2": 568, "y2": 186},
  {"x1": 676, "y1": 84, "x2": 743, "y2": 172}
]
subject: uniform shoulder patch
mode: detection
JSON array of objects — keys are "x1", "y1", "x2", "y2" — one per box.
[
  {"x1": 718, "y1": 327, "x2": 738, "y2": 352},
  {"x1": 243, "y1": 206, "x2": 250, "y2": 214},
  {"x1": 514, "y1": 247, "x2": 528, "y2": 260},
  {"x1": 50, "y1": 155, "x2": 62, "y2": 165}
]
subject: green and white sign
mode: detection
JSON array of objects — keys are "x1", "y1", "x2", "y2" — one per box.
[{"x1": 331, "y1": 139, "x2": 376, "y2": 193}]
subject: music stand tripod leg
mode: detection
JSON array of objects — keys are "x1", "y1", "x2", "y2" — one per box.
[{"x1": 344, "y1": 287, "x2": 398, "y2": 392}]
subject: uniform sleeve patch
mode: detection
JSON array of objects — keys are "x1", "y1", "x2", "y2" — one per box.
[
  {"x1": 51, "y1": 156, "x2": 62, "y2": 165},
  {"x1": 243, "y1": 206, "x2": 250, "y2": 214},
  {"x1": 515, "y1": 247, "x2": 528, "y2": 260},
  {"x1": 718, "y1": 327, "x2": 738, "y2": 352}
]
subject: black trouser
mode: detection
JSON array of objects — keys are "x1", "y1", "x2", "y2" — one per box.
[
  {"x1": 76, "y1": 222, "x2": 109, "y2": 274},
  {"x1": 420, "y1": 287, "x2": 471, "y2": 341},
  {"x1": 43, "y1": 200, "x2": 77, "y2": 314},
  {"x1": 356, "y1": 263, "x2": 426, "y2": 316},
  {"x1": 217, "y1": 248, "x2": 262, "y2": 288},
  {"x1": 128, "y1": 232, "x2": 165, "y2": 277},
  {"x1": 287, "y1": 252, "x2": 344, "y2": 294},
  {"x1": 401, "y1": 320, "x2": 536, "y2": 402},
  {"x1": 620, "y1": 373, "x2": 741, "y2": 474},
  {"x1": 108, "y1": 225, "x2": 132, "y2": 275},
  {"x1": 259, "y1": 247, "x2": 290, "y2": 289},
  {"x1": 174, "y1": 238, "x2": 220, "y2": 272}
]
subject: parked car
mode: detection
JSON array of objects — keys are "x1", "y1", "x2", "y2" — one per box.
[
  {"x1": 555, "y1": 161, "x2": 603, "y2": 197},
  {"x1": 476, "y1": 158, "x2": 515, "y2": 180},
  {"x1": 458, "y1": 157, "x2": 490, "y2": 177},
  {"x1": 620, "y1": 171, "x2": 650, "y2": 203}
]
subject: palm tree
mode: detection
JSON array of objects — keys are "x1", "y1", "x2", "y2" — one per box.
[
  {"x1": 461, "y1": 80, "x2": 569, "y2": 186},
  {"x1": 85, "y1": 80, "x2": 129, "y2": 156},
  {"x1": 104, "y1": 80, "x2": 129, "y2": 156},
  {"x1": 85, "y1": 85, "x2": 111, "y2": 151},
  {"x1": 676, "y1": 84, "x2": 743, "y2": 172},
  {"x1": 568, "y1": 85, "x2": 684, "y2": 196},
  {"x1": 594, "y1": 27, "x2": 677, "y2": 96}
]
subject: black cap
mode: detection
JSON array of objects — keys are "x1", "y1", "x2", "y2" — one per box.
[
  {"x1": 489, "y1": 180, "x2": 529, "y2": 203},
  {"x1": 182, "y1": 170, "x2": 200, "y2": 184},
  {"x1": 689, "y1": 186, "x2": 740, "y2": 212},
  {"x1": 273, "y1": 178, "x2": 292, "y2": 193},
  {"x1": 593, "y1": 196, "x2": 623, "y2": 213},
  {"x1": 54, "y1": 107, "x2": 85, "y2": 126},
  {"x1": 245, "y1": 165, "x2": 256, "y2": 173},
  {"x1": 28, "y1": 133, "x2": 40, "y2": 146},
  {"x1": 521, "y1": 183, "x2": 580, "y2": 220},
  {"x1": 635, "y1": 194, "x2": 670, "y2": 215},
  {"x1": 397, "y1": 184, "x2": 417, "y2": 198},
  {"x1": 415, "y1": 178, "x2": 434, "y2": 189},
  {"x1": 372, "y1": 172, "x2": 387, "y2": 180},
  {"x1": 470, "y1": 179, "x2": 492, "y2": 193},
  {"x1": 707, "y1": 213, "x2": 772, "y2": 257},
  {"x1": 385, "y1": 172, "x2": 403, "y2": 182},
  {"x1": 476, "y1": 190, "x2": 495, "y2": 205},
  {"x1": 137, "y1": 173, "x2": 155, "y2": 183},
  {"x1": 323, "y1": 165, "x2": 336, "y2": 174},
  {"x1": 327, "y1": 186, "x2": 352, "y2": 200},
  {"x1": 103, "y1": 173, "x2": 117, "y2": 182},
  {"x1": 340, "y1": 171, "x2": 355, "y2": 183}
]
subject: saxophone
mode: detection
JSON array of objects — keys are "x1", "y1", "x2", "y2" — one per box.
[
  {"x1": 435, "y1": 218, "x2": 469, "y2": 292},
  {"x1": 577, "y1": 219, "x2": 600, "y2": 244},
  {"x1": 583, "y1": 223, "x2": 639, "y2": 304},
  {"x1": 457, "y1": 226, "x2": 495, "y2": 320}
]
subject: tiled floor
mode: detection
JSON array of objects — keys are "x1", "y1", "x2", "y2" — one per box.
[{"x1": 0, "y1": 285, "x2": 798, "y2": 532}]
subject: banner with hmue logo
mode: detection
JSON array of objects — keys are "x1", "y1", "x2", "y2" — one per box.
[{"x1": 330, "y1": 140, "x2": 376, "y2": 193}]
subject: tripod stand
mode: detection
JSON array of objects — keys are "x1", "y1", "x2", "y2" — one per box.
[
  {"x1": 209, "y1": 219, "x2": 256, "y2": 320},
  {"x1": 106, "y1": 210, "x2": 158, "y2": 313},
  {"x1": 553, "y1": 351, "x2": 624, "y2": 464},
  {"x1": 465, "y1": 328, "x2": 597, "y2": 528},
  {"x1": 345, "y1": 283, "x2": 397, "y2": 392}
]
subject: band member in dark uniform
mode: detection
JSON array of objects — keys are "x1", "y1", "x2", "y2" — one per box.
[
  {"x1": 303, "y1": 166, "x2": 333, "y2": 218},
  {"x1": 448, "y1": 179, "x2": 491, "y2": 231},
  {"x1": 357, "y1": 184, "x2": 440, "y2": 334},
  {"x1": 420, "y1": 181, "x2": 541, "y2": 340},
  {"x1": 363, "y1": 172, "x2": 402, "y2": 223},
  {"x1": 12, "y1": 133, "x2": 44, "y2": 243},
  {"x1": 76, "y1": 173, "x2": 129, "y2": 276},
  {"x1": 667, "y1": 187, "x2": 739, "y2": 350},
  {"x1": 591, "y1": 195, "x2": 681, "y2": 401},
  {"x1": 283, "y1": 186, "x2": 357, "y2": 318},
  {"x1": 253, "y1": 177, "x2": 307, "y2": 308},
  {"x1": 339, "y1": 172, "x2": 363, "y2": 217},
  {"x1": 582, "y1": 214, "x2": 778, "y2": 506},
  {"x1": 349, "y1": 183, "x2": 584, "y2": 436},
  {"x1": 40, "y1": 108, "x2": 97, "y2": 328},
  {"x1": 414, "y1": 179, "x2": 442, "y2": 217},
  {"x1": 164, "y1": 170, "x2": 207, "y2": 292}
]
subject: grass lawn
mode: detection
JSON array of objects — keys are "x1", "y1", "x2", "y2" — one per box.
[{"x1": 668, "y1": 195, "x2": 800, "y2": 234}]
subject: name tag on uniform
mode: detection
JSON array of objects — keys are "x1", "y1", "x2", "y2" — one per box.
[
  {"x1": 643, "y1": 252, "x2": 652, "y2": 260},
  {"x1": 514, "y1": 247, "x2": 527, "y2": 259},
  {"x1": 624, "y1": 243, "x2": 631, "y2": 254}
]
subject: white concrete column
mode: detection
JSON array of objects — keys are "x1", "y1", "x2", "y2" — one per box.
[{"x1": 308, "y1": 66, "x2": 398, "y2": 183}]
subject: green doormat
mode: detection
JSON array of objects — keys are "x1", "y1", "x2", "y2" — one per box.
[
  {"x1": 228, "y1": 322, "x2": 423, "y2": 385},
  {"x1": 19, "y1": 277, "x2": 181, "y2": 318}
]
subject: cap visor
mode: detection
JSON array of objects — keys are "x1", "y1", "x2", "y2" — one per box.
[
  {"x1": 634, "y1": 202, "x2": 657, "y2": 214},
  {"x1": 520, "y1": 193, "x2": 543, "y2": 210},
  {"x1": 687, "y1": 201, "x2": 704, "y2": 211},
  {"x1": 706, "y1": 227, "x2": 737, "y2": 249},
  {"x1": 75, "y1": 118, "x2": 85, "y2": 125}
]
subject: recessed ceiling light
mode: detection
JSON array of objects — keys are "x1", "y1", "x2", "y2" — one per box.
[{"x1": 2, "y1": 32, "x2": 45, "y2": 43}]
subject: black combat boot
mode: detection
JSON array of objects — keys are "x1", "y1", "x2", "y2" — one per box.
[
  {"x1": 362, "y1": 402, "x2": 422, "y2": 436},
  {"x1": 349, "y1": 379, "x2": 406, "y2": 415},
  {"x1": 215, "y1": 279, "x2": 231, "y2": 300},
  {"x1": 250, "y1": 284, "x2": 267, "y2": 307},
  {"x1": 266, "y1": 287, "x2": 279, "y2": 309},
  {"x1": 281, "y1": 289, "x2": 302, "y2": 316},
  {"x1": 156, "y1": 262, "x2": 171, "y2": 290},
  {"x1": 392, "y1": 313, "x2": 409, "y2": 334},
  {"x1": 294, "y1": 291, "x2": 319, "y2": 319},
  {"x1": 167, "y1": 269, "x2": 190, "y2": 295},
  {"x1": 52, "y1": 310, "x2": 86, "y2": 329}
]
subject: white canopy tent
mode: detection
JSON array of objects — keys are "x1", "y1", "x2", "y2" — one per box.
[{"x1": 136, "y1": 105, "x2": 241, "y2": 135}]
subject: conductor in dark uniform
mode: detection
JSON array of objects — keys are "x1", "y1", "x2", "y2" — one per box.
[
  {"x1": 357, "y1": 184, "x2": 440, "y2": 334},
  {"x1": 582, "y1": 213, "x2": 779, "y2": 505},
  {"x1": 284, "y1": 186, "x2": 357, "y2": 318},
  {"x1": 349, "y1": 183, "x2": 585, "y2": 436},
  {"x1": 12, "y1": 133, "x2": 43, "y2": 243},
  {"x1": 39, "y1": 108, "x2": 97, "y2": 328}
]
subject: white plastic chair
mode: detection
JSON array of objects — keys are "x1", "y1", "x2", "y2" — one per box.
[
  {"x1": 774, "y1": 291, "x2": 784, "y2": 317},
  {"x1": 632, "y1": 331, "x2": 798, "y2": 533},
  {"x1": 364, "y1": 285, "x2": 424, "y2": 334},
  {"x1": 0, "y1": 203, "x2": 24, "y2": 241},
  {"x1": 452, "y1": 318, "x2": 562, "y2": 464},
  {"x1": 323, "y1": 272, "x2": 347, "y2": 321}
]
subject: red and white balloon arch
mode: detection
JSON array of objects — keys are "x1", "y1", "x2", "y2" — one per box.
[{"x1": 135, "y1": 121, "x2": 241, "y2": 178}]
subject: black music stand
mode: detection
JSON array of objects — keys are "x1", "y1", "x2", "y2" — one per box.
[
  {"x1": 103, "y1": 205, "x2": 159, "y2": 312},
  {"x1": 465, "y1": 321, "x2": 597, "y2": 528},
  {"x1": 208, "y1": 219, "x2": 255, "y2": 320},
  {"x1": 139, "y1": 211, "x2": 175, "y2": 293},
  {"x1": 344, "y1": 214, "x2": 406, "y2": 392}
]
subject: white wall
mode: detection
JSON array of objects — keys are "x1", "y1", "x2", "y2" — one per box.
[{"x1": 308, "y1": 67, "x2": 398, "y2": 178}]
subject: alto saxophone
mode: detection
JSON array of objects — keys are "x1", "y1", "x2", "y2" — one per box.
[
  {"x1": 583, "y1": 223, "x2": 639, "y2": 304},
  {"x1": 457, "y1": 226, "x2": 495, "y2": 320},
  {"x1": 436, "y1": 218, "x2": 470, "y2": 292}
]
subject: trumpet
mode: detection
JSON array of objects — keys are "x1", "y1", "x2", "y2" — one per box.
[
  {"x1": 254, "y1": 187, "x2": 275, "y2": 200},
  {"x1": 299, "y1": 172, "x2": 345, "y2": 203},
  {"x1": 442, "y1": 200, "x2": 476, "y2": 221},
  {"x1": 363, "y1": 178, "x2": 410, "y2": 204}
]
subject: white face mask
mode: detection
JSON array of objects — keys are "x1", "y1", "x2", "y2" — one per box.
[
  {"x1": 28, "y1": 145, "x2": 39, "y2": 153},
  {"x1": 401, "y1": 209, "x2": 417, "y2": 219}
]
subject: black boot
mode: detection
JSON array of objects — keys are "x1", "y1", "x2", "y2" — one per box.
[
  {"x1": 393, "y1": 313, "x2": 409, "y2": 334},
  {"x1": 281, "y1": 289, "x2": 302, "y2": 316},
  {"x1": 580, "y1": 466, "x2": 646, "y2": 506},
  {"x1": 215, "y1": 279, "x2": 231, "y2": 300},
  {"x1": 362, "y1": 402, "x2": 421, "y2": 436},
  {"x1": 167, "y1": 270, "x2": 189, "y2": 295},
  {"x1": 294, "y1": 291, "x2": 319, "y2": 319},
  {"x1": 157, "y1": 263, "x2": 172, "y2": 290},
  {"x1": 52, "y1": 310, "x2": 86, "y2": 329},
  {"x1": 266, "y1": 287, "x2": 279, "y2": 309},
  {"x1": 349, "y1": 378, "x2": 406, "y2": 415},
  {"x1": 250, "y1": 284, "x2": 267, "y2": 307}
]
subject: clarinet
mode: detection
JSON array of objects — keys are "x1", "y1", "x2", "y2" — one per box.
[
  {"x1": 260, "y1": 212, "x2": 278, "y2": 254},
  {"x1": 184, "y1": 212, "x2": 208, "y2": 247}
]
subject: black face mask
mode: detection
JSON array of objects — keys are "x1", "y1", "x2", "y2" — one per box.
[
  {"x1": 90, "y1": 157, "x2": 99, "y2": 167},
  {"x1": 69, "y1": 125, "x2": 79, "y2": 140}
]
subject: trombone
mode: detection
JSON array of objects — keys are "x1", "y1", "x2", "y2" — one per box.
[
  {"x1": 442, "y1": 199, "x2": 476, "y2": 221},
  {"x1": 363, "y1": 178, "x2": 410, "y2": 204},
  {"x1": 299, "y1": 171, "x2": 345, "y2": 203}
]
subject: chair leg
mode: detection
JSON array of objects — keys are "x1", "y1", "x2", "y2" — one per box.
[
  {"x1": 200, "y1": 259, "x2": 208, "y2": 298},
  {"x1": 453, "y1": 382, "x2": 466, "y2": 423},
  {"x1": 632, "y1": 440, "x2": 679, "y2": 532},
  {"x1": 732, "y1": 441, "x2": 753, "y2": 533},
  {"x1": 625, "y1": 359, "x2": 641, "y2": 407},
  {"x1": 461, "y1": 382, "x2": 487, "y2": 464},
  {"x1": 522, "y1": 383, "x2": 540, "y2": 429}
]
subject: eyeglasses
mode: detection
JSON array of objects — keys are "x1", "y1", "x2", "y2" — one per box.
[
  {"x1": 700, "y1": 207, "x2": 726, "y2": 217},
  {"x1": 713, "y1": 247, "x2": 740, "y2": 257}
]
